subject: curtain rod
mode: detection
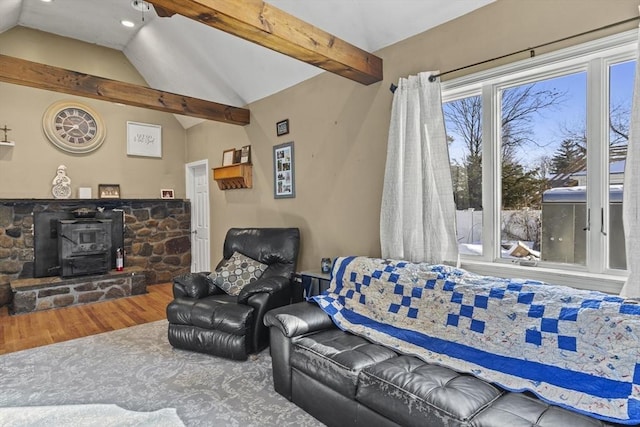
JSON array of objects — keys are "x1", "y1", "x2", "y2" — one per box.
[
  {"x1": 389, "y1": 15, "x2": 640, "y2": 93},
  {"x1": 425, "y1": 15, "x2": 640, "y2": 83}
]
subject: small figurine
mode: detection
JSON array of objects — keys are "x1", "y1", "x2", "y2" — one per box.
[{"x1": 51, "y1": 165, "x2": 72, "y2": 199}]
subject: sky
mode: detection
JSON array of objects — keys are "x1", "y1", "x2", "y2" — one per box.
[{"x1": 445, "y1": 59, "x2": 636, "y2": 171}]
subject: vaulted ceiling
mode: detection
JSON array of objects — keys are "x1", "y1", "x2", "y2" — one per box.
[{"x1": 1, "y1": 0, "x2": 494, "y2": 128}]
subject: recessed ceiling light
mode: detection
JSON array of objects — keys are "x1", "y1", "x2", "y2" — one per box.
[
  {"x1": 121, "y1": 20, "x2": 135, "y2": 28},
  {"x1": 41, "y1": 0, "x2": 53, "y2": 3}
]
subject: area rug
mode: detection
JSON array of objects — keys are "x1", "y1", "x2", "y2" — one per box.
[
  {"x1": 0, "y1": 321, "x2": 322, "y2": 427},
  {"x1": 0, "y1": 404, "x2": 183, "y2": 426}
]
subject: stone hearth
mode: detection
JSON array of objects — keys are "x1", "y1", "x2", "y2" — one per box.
[
  {"x1": 0, "y1": 199, "x2": 191, "y2": 309},
  {"x1": 10, "y1": 267, "x2": 147, "y2": 314}
]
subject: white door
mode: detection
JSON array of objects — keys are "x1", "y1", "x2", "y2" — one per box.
[{"x1": 186, "y1": 160, "x2": 211, "y2": 272}]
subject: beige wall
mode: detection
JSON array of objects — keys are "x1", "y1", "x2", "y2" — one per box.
[
  {"x1": 0, "y1": 27, "x2": 187, "y2": 199},
  {"x1": 187, "y1": 73, "x2": 388, "y2": 271},
  {"x1": 2, "y1": 1, "x2": 638, "y2": 272},
  {"x1": 186, "y1": 0, "x2": 640, "y2": 271}
]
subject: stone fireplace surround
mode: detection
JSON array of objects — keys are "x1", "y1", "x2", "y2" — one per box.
[{"x1": 0, "y1": 199, "x2": 191, "y2": 309}]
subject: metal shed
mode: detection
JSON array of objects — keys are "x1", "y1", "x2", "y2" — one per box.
[{"x1": 540, "y1": 185, "x2": 625, "y2": 269}]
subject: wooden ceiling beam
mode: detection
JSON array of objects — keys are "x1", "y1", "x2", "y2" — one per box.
[
  {"x1": 148, "y1": 0, "x2": 383, "y2": 85},
  {"x1": 0, "y1": 54, "x2": 250, "y2": 126}
]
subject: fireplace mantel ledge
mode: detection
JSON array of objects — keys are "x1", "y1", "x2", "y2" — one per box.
[{"x1": 0, "y1": 198, "x2": 184, "y2": 203}]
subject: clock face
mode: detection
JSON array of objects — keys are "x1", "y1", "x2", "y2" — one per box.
[{"x1": 43, "y1": 101, "x2": 106, "y2": 153}]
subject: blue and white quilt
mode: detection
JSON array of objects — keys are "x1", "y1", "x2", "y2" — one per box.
[{"x1": 312, "y1": 256, "x2": 640, "y2": 424}]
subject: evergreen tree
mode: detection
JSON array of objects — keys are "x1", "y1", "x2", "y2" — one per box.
[
  {"x1": 501, "y1": 161, "x2": 545, "y2": 209},
  {"x1": 550, "y1": 139, "x2": 584, "y2": 174}
]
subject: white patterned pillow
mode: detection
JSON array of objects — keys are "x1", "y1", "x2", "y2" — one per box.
[{"x1": 208, "y1": 251, "x2": 268, "y2": 296}]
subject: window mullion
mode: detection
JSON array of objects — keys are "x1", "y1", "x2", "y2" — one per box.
[
  {"x1": 481, "y1": 83, "x2": 500, "y2": 261},
  {"x1": 585, "y1": 58, "x2": 607, "y2": 273}
]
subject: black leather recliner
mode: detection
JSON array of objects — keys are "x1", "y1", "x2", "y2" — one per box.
[{"x1": 166, "y1": 227, "x2": 300, "y2": 360}]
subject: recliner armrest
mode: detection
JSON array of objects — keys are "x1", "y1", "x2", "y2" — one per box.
[
  {"x1": 237, "y1": 275, "x2": 289, "y2": 304},
  {"x1": 264, "y1": 301, "x2": 335, "y2": 338},
  {"x1": 173, "y1": 272, "x2": 218, "y2": 299}
]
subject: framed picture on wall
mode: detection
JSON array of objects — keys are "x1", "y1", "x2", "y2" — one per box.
[
  {"x1": 276, "y1": 119, "x2": 289, "y2": 136},
  {"x1": 273, "y1": 141, "x2": 295, "y2": 199},
  {"x1": 126, "y1": 121, "x2": 162, "y2": 158}
]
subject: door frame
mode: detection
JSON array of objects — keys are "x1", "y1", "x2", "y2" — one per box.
[{"x1": 185, "y1": 159, "x2": 210, "y2": 272}]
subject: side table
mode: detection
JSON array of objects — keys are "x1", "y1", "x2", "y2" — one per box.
[{"x1": 299, "y1": 270, "x2": 331, "y2": 301}]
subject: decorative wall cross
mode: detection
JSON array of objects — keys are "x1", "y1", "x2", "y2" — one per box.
[{"x1": 1, "y1": 125, "x2": 11, "y2": 143}]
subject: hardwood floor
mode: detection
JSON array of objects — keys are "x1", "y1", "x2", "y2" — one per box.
[{"x1": 0, "y1": 282, "x2": 173, "y2": 355}]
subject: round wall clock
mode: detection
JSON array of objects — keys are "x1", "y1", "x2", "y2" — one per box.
[{"x1": 43, "y1": 101, "x2": 106, "y2": 153}]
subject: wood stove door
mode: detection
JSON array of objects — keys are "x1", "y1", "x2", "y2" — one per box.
[{"x1": 58, "y1": 219, "x2": 112, "y2": 277}]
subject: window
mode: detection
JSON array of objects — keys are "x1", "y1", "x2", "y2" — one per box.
[
  {"x1": 444, "y1": 95, "x2": 483, "y2": 256},
  {"x1": 441, "y1": 30, "x2": 636, "y2": 292},
  {"x1": 501, "y1": 72, "x2": 587, "y2": 266},
  {"x1": 608, "y1": 60, "x2": 633, "y2": 270}
]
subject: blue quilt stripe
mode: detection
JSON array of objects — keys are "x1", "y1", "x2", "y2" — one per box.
[
  {"x1": 337, "y1": 308, "x2": 631, "y2": 399},
  {"x1": 331, "y1": 256, "x2": 356, "y2": 294}
]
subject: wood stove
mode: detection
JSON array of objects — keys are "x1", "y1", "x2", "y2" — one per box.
[
  {"x1": 57, "y1": 219, "x2": 112, "y2": 277},
  {"x1": 33, "y1": 210, "x2": 124, "y2": 278}
]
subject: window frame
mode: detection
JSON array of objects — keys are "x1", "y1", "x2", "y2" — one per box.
[{"x1": 441, "y1": 29, "x2": 638, "y2": 293}]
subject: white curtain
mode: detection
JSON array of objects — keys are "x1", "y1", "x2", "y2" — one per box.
[
  {"x1": 621, "y1": 29, "x2": 640, "y2": 299},
  {"x1": 380, "y1": 72, "x2": 458, "y2": 265}
]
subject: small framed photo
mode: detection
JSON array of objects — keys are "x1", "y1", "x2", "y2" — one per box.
[
  {"x1": 222, "y1": 148, "x2": 236, "y2": 166},
  {"x1": 233, "y1": 149, "x2": 242, "y2": 164},
  {"x1": 240, "y1": 145, "x2": 251, "y2": 163},
  {"x1": 98, "y1": 184, "x2": 120, "y2": 199},
  {"x1": 276, "y1": 119, "x2": 289, "y2": 137},
  {"x1": 273, "y1": 141, "x2": 295, "y2": 199},
  {"x1": 161, "y1": 189, "x2": 174, "y2": 199}
]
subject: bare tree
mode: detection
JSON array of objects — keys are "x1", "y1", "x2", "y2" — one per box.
[
  {"x1": 552, "y1": 100, "x2": 630, "y2": 184},
  {"x1": 444, "y1": 83, "x2": 565, "y2": 209},
  {"x1": 501, "y1": 84, "x2": 565, "y2": 156},
  {"x1": 445, "y1": 96, "x2": 482, "y2": 209},
  {"x1": 536, "y1": 155, "x2": 552, "y2": 179},
  {"x1": 610, "y1": 102, "x2": 630, "y2": 145},
  {"x1": 445, "y1": 95, "x2": 482, "y2": 159},
  {"x1": 559, "y1": 100, "x2": 629, "y2": 148}
]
